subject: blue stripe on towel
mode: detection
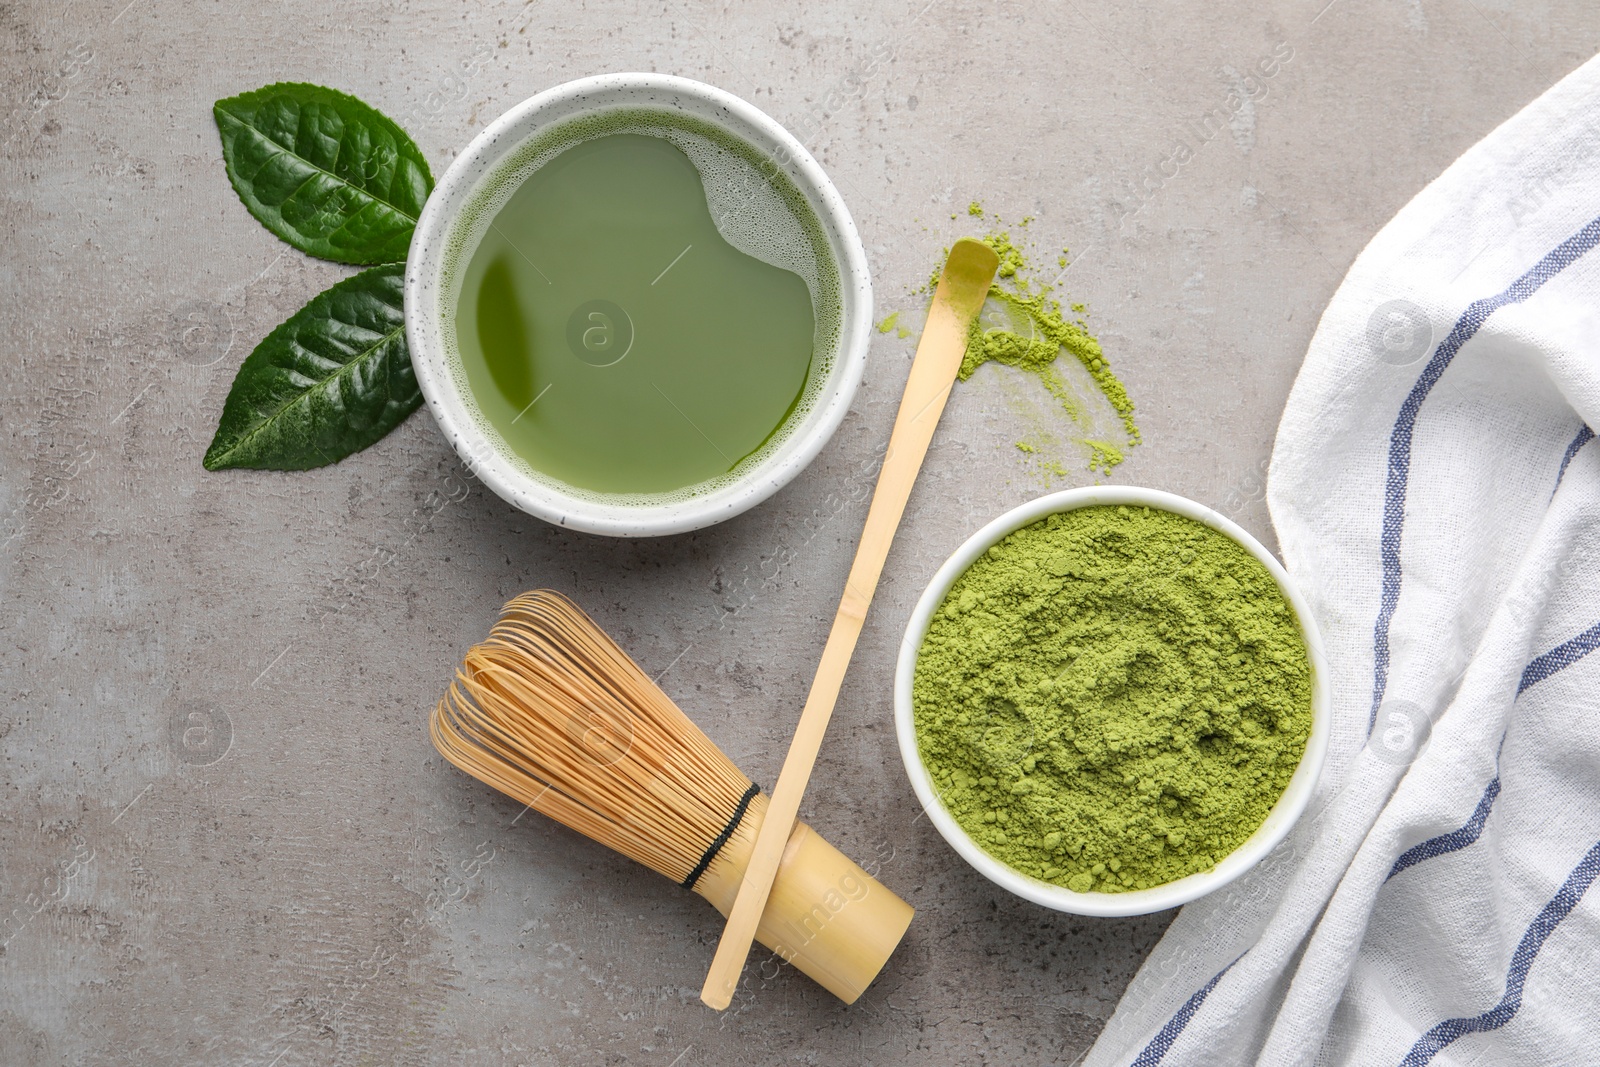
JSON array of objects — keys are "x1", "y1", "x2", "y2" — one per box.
[
  {"x1": 1129, "y1": 956, "x2": 1246, "y2": 1067},
  {"x1": 1387, "y1": 620, "x2": 1600, "y2": 881},
  {"x1": 1518, "y1": 619, "x2": 1600, "y2": 694},
  {"x1": 1387, "y1": 777, "x2": 1502, "y2": 881},
  {"x1": 1554, "y1": 424, "x2": 1594, "y2": 490},
  {"x1": 1397, "y1": 838, "x2": 1600, "y2": 1066},
  {"x1": 1369, "y1": 216, "x2": 1600, "y2": 735}
]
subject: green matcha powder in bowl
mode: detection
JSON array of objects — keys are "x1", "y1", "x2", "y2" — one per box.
[{"x1": 894, "y1": 487, "x2": 1329, "y2": 917}]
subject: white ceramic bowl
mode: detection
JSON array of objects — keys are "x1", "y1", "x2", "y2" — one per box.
[
  {"x1": 894, "y1": 486, "x2": 1330, "y2": 917},
  {"x1": 404, "y1": 73, "x2": 871, "y2": 537}
]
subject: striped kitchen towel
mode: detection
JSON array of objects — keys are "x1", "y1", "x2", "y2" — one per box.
[{"x1": 1086, "y1": 53, "x2": 1600, "y2": 1067}]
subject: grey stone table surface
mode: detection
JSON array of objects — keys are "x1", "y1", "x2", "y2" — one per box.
[{"x1": 2, "y1": 1, "x2": 1594, "y2": 1064}]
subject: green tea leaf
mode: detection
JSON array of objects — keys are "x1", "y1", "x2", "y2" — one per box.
[
  {"x1": 203, "y1": 264, "x2": 419, "y2": 471},
  {"x1": 214, "y1": 83, "x2": 432, "y2": 265}
]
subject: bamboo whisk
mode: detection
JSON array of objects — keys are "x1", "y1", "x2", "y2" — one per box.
[
  {"x1": 433, "y1": 590, "x2": 755, "y2": 884},
  {"x1": 431, "y1": 591, "x2": 913, "y2": 1004}
]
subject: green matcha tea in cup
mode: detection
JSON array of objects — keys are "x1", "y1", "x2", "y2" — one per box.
[
  {"x1": 894, "y1": 486, "x2": 1329, "y2": 917},
  {"x1": 405, "y1": 74, "x2": 871, "y2": 536}
]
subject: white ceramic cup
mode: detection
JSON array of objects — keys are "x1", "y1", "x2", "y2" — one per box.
[
  {"x1": 894, "y1": 486, "x2": 1331, "y2": 917},
  {"x1": 404, "y1": 73, "x2": 872, "y2": 537}
]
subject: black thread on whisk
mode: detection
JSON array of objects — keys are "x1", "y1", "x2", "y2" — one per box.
[{"x1": 682, "y1": 782, "x2": 761, "y2": 891}]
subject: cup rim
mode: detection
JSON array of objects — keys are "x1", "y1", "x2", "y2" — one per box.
[
  {"x1": 892, "y1": 486, "x2": 1331, "y2": 917},
  {"x1": 404, "y1": 72, "x2": 872, "y2": 537}
]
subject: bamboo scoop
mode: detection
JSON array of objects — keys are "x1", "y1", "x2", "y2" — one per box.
[{"x1": 700, "y1": 237, "x2": 1001, "y2": 1009}]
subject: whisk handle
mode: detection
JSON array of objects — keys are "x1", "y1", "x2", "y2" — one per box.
[
  {"x1": 700, "y1": 239, "x2": 1000, "y2": 1009},
  {"x1": 694, "y1": 795, "x2": 913, "y2": 1005}
]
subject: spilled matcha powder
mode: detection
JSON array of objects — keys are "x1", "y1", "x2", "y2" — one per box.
[
  {"x1": 877, "y1": 310, "x2": 911, "y2": 339},
  {"x1": 928, "y1": 213, "x2": 1140, "y2": 475},
  {"x1": 912, "y1": 505, "x2": 1313, "y2": 893}
]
